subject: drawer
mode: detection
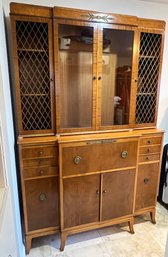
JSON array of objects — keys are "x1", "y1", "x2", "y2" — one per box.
[
  {"x1": 22, "y1": 157, "x2": 57, "y2": 168},
  {"x1": 25, "y1": 177, "x2": 59, "y2": 231},
  {"x1": 62, "y1": 140, "x2": 138, "y2": 176},
  {"x1": 140, "y1": 136, "x2": 162, "y2": 146},
  {"x1": 23, "y1": 166, "x2": 58, "y2": 179},
  {"x1": 139, "y1": 145, "x2": 161, "y2": 155},
  {"x1": 22, "y1": 145, "x2": 57, "y2": 159},
  {"x1": 139, "y1": 153, "x2": 160, "y2": 163}
]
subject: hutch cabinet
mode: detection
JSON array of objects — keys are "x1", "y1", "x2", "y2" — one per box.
[{"x1": 10, "y1": 2, "x2": 165, "y2": 253}]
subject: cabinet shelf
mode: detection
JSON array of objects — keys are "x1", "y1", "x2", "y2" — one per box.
[{"x1": 21, "y1": 93, "x2": 49, "y2": 96}]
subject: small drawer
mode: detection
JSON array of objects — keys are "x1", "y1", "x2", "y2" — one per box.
[
  {"x1": 22, "y1": 146, "x2": 57, "y2": 159},
  {"x1": 23, "y1": 166, "x2": 58, "y2": 179},
  {"x1": 140, "y1": 137, "x2": 162, "y2": 146},
  {"x1": 22, "y1": 157, "x2": 57, "y2": 168},
  {"x1": 139, "y1": 153, "x2": 160, "y2": 163},
  {"x1": 139, "y1": 145, "x2": 161, "y2": 155}
]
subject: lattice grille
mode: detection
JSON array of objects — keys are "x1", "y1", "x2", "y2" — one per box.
[
  {"x1": 136, "y1": 33, "x2": 162, "y2": 124},
  {"x1": 16, "y1": 21, "x2": 51, "y2": 131}
]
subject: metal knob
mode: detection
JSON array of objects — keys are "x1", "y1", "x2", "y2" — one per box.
[
  {"x1": 93, "y1": 76, "x2": 96, "y2": 80},
  {"x1": 73, "y1": 156, "x2": 82, "y2": 165},
  {"x1": 121, "y1": 151, "x2": 128, "y2": 159},
  {"x1": 39, "y1": 151, "x2": 43, "y2": 155},
  {"x1": 103, "y1": 190, "x2": 107, "y2": 194},
  {"x1": 98, "y1": 76, "x2": 101, "y2": 80},
  {"x1": 39, "y1": 170, "x2": 44, "y2": 175},
  {"x1": 96, "y1": 190, "x2": 100, "y2": 195},
  {"x1": 39, "y1": 193, "x2": 47, "y2": 201},
  {"x1": 147, "y1": 149, "x2": 150, "y2": 153},
  {"x1": 148, "y1": 140, "x2": 152, "y2": 144},
  {"x1": 144, "y1": 178, "x2": 149, "y2": 184},
  {"x1": 146, "y1": 156, "x2": 150, "y2": 160}
]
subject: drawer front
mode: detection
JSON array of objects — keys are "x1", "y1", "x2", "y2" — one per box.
[
  {"x1": 139, "y1": 145, "x2": 161, "y2": 155},
  {"x1": 62, "y1": 140, "x2": 138, "y2": 176},
  {"x1": 25, "y1": 177, "x2": 59, "y2": 231},
  {"x1": 23, "y1": 157, "x2": 57, "y2": 168},
  {"x1": 135, "y1": 163, "x2": 160, "y2": 211},
  {"x1": 22, "y1": 146, "x2": 57, "y2": 159},
  {"x1": 23, "y1": 166, "x2": 58, "y2": 179},
  {"x1": 139, "y1": 153, "x2": 160, "y2": 163},
  {"x1": 140, "y1": 136, "x2": 162, "y2": 146}
]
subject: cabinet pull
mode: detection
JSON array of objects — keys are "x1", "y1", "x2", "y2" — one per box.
[
  {"x1": 39, "y1": 193, "x2": 47, "y2": 201},
  {"x1": 103, "y1": 190, "x2": 107, "y2": 194},
  {"x1": 39, "y1": 151, "x2": 43, "y2": 155},
  {"x1": 121, "y1": 151, "x2": 128, "y2": 159},
  {"x1": 147, "y1": 140, "x2": 152, "y2": 144},
  {"x1": 147, "y1": 149, "x2": 150, "y2": 153},
  {"x1": 73, "y1": 156, "x2": 82, "y2": 165},
  {"x1": 93, "y1": 76, "x2": 96, "y2": 80},
  {"x1": 96, "y1": 190, "x2": 100, "y2": 195},
  {"x1": 39, "y1": 170, "x2": 44, "y2": 175},
  {"x1": 144, "y1": 178, "x2": 149, "y2": 184},
  {"x1": 98, "y1": 76, "x2": 101, "y2": 80},
  {"x1": 146, "y1": 156, "x2": 150, "y2": 160}
]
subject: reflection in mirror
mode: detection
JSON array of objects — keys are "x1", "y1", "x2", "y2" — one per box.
[{"x1": 101, "y1": 29, "x2": 134, "y2": 126}]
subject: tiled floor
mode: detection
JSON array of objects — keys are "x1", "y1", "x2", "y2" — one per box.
[{"x1": 27, "y1": 204, "x2": 168, "y2": 257}]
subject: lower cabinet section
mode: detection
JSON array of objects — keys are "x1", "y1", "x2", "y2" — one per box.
[
  {"x1": 135, "y1": 163, "x2": 160, "y2": 211},
  {"x1": 102, "y1": 169, "x2": 135, "y2": 221},
  {"x1": 25, "y1": 177, "x2": 59, "y2": 231}
]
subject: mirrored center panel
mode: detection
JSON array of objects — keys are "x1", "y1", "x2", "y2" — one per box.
[
  {"x1": 58, "y1": 24, "x2": 94, "y2": 129},
  {"x1": 101, "y1": 28, "x2": 134, "y2": 126}
]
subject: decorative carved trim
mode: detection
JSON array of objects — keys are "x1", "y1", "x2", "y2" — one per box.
[{"x1": 81, "y1": 13, "x2": 114, "y2": 22}]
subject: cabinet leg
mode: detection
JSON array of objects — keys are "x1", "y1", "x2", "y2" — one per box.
[
  {"x1": 25, "y1": 235, "x2": 32, "y2": 255},
  {"x1": 60, "y1": 232, "x2": 67, "y2": 251},
  {"x1": 128, "y1": 218, "x2": 135, "y2": 234},
  {"x1": 150, "y1": 209, "x2": 156, "y2": 224}
]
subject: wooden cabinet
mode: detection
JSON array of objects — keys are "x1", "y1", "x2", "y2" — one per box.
[{"x1": 10, "y1": 2, "x2": 165, "y2": 254}]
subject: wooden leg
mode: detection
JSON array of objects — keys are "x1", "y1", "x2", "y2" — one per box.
[
  {"x1": 60, "y1": 232, "x2": 67, "y2": 251},
  {"x1": 128, "y1": 218, "x2": 135, "y2": 234},
  {"x1": 150, "y1": 209, "x2": 156, "y2": 224},
  {"x1": 25, "y1": 235, "x2": 32, "y2": 255}
]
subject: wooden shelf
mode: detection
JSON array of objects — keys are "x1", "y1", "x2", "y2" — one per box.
[{"x1": 18, "y1": 48, "x2": 48, "y2": 53}]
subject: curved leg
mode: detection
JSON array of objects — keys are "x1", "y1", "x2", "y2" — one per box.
[
  {"x1": 25, "y1": 235, "x2": 32, "y2": 255},
  {"x1": 128, "y1": 218, "x2": 135, "y2": 234},
  {"x1": 150, "y1": 209, "x2": 156, "y2": 224},
  {"x1": 60, "y1": 232, "x2": 67, "y2": 251}
]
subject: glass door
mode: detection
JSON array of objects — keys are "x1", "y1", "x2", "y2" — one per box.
[
  {"x1": 98, "y1": 25, "x2": 135, "y2": 129},
  {"x1": 55, "y1": 20, "x2": 97, "y2": 132}
]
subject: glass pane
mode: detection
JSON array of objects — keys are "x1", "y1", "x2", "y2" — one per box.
[
  {"x1": 101, "y1": 29, "x2": 134, "y2": 126},
  {"x1": 58, "y1": 24, "x2": 93, "y2": 128}
]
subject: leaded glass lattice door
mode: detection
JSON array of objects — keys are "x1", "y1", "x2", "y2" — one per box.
[{"x1": 11, "y1": 16, "x2": 55, "y2": 135}]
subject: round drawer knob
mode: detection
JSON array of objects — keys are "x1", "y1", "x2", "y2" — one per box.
[
  {"x1": 146, "y1": 156, "x2": 150, "y2": 160},
  {"x1": 39, "y1": 193, "x2": 47, "y2": 201},
  {"x1": 74, "y1": 156, "x2": 82, "y2": 165},
  {"x1": 121, "y1": 151, "x2": 128, "y2": 159},
  {"x1": 103, "y1": 190, "x2": 107, "y2": 194},
  {"x1": 39, "y1": 170, "x2": 44, "y2": 175},
  {"x1": 144, "y1": 178, "x2": 149, "y2": 184},
  {"x1": 147, "y1": 149, "x2": 150, "y2": 153},
  {"x1": 148, "y1": 140, "x2": 152, "y2": 144},
  {"x1": 39, "y1": 151, "x2": 43, "y2": 155}
]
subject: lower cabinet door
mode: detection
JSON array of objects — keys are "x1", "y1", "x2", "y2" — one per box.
[
  {"x1": 63, "y1": 175, "x2": 100, "y2": 228},
  {"x1": 102, "y1": 169, "x2": 135, "y2": 221},
  {"x1": 135, "y1": 163, "x2": 160, "y2": 211},
  {"x1": 25, "y1": 177, "x2": 59, "y2": 231}
]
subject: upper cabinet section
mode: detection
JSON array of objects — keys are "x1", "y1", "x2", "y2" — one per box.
[{"x1": 10, "y1": 3, "x2": 165, "y2": 136}]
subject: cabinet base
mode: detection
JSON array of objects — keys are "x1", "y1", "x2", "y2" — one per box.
[
  {"x1": 60, "y1": 216, "x2": 135, "y2": 251},
  {"x1": 134, "y1": 207, "x2": 156, "y2": 224}
]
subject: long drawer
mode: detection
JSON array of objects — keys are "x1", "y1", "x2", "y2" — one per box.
[
  {"x1": 61, "y1": 139, "x2": 138, "y2": 176},
  {"x1": 23, "y1": 166, "x2": 58, "y2": 179},
  {"x1": 22, "y1": 145, "x2": 57, "y2": 159}
]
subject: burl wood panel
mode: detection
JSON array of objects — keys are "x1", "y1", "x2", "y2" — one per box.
[
  {"x1": 62, "y1": 140, "x2": 138, "y2": 176},
  {"x1": 102, "y1": 169, "x2": 135, "y2": 221},
  {"x1": 135, "y1": 163, "x2": 160, "y2": 210},
  {"x1": 25, "y1": 177, "x2": 59, "y2": 231},
  {"x1": 63, "y1": 175, "x2": 100, "y2": 228}
]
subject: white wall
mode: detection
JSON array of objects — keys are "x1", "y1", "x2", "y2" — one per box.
[
  {"x1": 0, "y1": 1, "x2": 24, "y2": 256},
  {"x1": 3, "y1": 0, "x2": 168, "y2": 144}
]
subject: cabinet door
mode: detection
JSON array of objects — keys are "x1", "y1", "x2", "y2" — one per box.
[
  {"x1": 11, "y1": 16, "x2": 55, "y2": 136},
  {"x1": 63, "y1": 175, "x2": 100, "y2": 228},
  {"x1": 135, "y1": 163, "x2": 160, "y2": 210},
  {"x1": 102, "y1": 170, "x2": 135, "y2": 221},
  {"x1": 25, "y1": 177, "x2": 59, "y2": 231},
  {"x1": 54, "y1": 20, "x2": 97, "y2": 132},
  {"x1": 98, "y1": 25, "x2": 137, "y2": 129},
  {"x1": 135, "y1": 31, "x2": 163, "y2": 126}
]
